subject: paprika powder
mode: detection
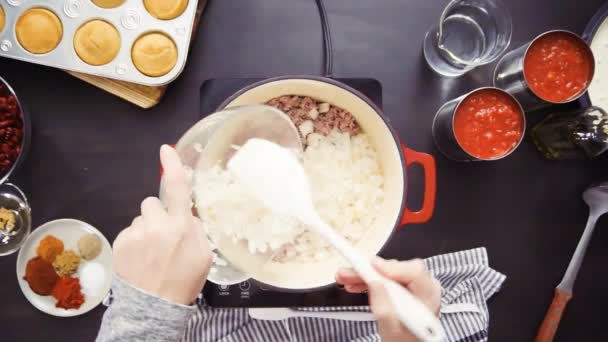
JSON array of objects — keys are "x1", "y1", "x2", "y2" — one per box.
[
  {"x1": 52, "y1": 276, "x2": 85, "y2": 310},
  {"x1": 23, "y1": 256, "x2": 59, "y2": 295}
]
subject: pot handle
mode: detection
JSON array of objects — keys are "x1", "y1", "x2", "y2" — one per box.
[{"x1": 400, "y1": 144, "x2": 436, "y2": 226}]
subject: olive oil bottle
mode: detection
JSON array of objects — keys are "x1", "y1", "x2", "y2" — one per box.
[{"x1": 532, "y1": 106, "x2": 608, "y2": 160}]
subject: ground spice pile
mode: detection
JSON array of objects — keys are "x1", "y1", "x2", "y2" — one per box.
[
  {"x1": 0, "y1": 207, "x2": 15, "y2": 232},
  {"x1": 52, "y1": 250, "x2": 81, "y2": 276},
  {"x1": 78, "y1": 234, "x2": 102, "y2": 260},
  {"x1": 36, "y1": 235, "x2": 64, "y2": 263},
  {"x1": 52, "y1": 276, "x2": 85, "y2": 309},
  {"x1": 23, "y1": 256, "x2": 58, "y2": 295}
]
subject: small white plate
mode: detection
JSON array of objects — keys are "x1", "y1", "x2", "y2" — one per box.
[{"x1": 16, "y1": 218, "x2": 113, "y2": 317}]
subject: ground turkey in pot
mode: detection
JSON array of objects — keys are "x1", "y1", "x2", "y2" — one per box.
[{"x1": 266, "y1": 95, "x2": 360, "y2": 139}]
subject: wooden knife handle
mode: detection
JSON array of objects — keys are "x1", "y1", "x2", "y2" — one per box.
[{"x1": 535, "y1": 288, "x2": 573, "y2": 342}]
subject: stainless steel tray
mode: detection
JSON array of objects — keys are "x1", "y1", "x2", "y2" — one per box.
[{"x1": 0, "y1": 0, "x2": 198, "y2": 86}]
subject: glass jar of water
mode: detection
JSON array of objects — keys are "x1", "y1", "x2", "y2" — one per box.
[{"x1": 423, "y1": 0, "x2": 512, "y2": 77}]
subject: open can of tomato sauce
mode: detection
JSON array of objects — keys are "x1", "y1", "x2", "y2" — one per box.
[
  {"x1": 494, "y1": 30, "x2": 595, "y2": 111},
  {"x1": 432, "y1": 87, "x2": 526, "y2": 161}
]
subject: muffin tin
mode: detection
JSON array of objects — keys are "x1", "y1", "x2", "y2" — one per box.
[{"x1": 0, "y1": 0, "x2": 199, "y2": 86}]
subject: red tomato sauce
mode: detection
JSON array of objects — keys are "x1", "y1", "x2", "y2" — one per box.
[
  {"x1": 454, "y1": 89, "x2": 524, "y2": 159},
  {"x1": 524, "y1": 31, "x2": 593, "y2": 103}
]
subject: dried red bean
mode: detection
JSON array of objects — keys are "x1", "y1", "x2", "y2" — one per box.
[
  {"x1": 0, "y1": 90, "x2": 23, "y2": 174},
  {"x1": 0, "y1": 120, "x2": 16, "y2": 128},
  {"x1": 7, "y1": 105, "x2": 17, "y2": 116}
]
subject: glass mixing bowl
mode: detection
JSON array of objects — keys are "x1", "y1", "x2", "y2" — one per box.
[{"x1": 160, "y1": 105, "x2": 301, "y2": 285}]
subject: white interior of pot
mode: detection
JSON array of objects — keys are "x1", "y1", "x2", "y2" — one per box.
[{"x1": 220, "y1": 78, "x2": 405, "y2": 290}]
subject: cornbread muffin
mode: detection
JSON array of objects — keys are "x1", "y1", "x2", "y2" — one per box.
[
  {"x1": 131, "y1": 32, "x2": 177, "y2": 77},
  {"x1": 0, "y1": 6, "x2": 5, "y2": 33},
  {"x1": 74, "y1": 20, "x2": 121, "y2": 66},
  {"x1": 16, "y1": 8, "x2": 63, "y2": 54},
  {"x1": 144, "y1": 0, "x2": 188, "y2": 20},
  {"x1": 91, "y1": 0, "x2": 126, "y2": 9}
]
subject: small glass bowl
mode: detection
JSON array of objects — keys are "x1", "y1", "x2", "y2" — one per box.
[{"x1": 0, "y1": 183, "x2": 31, "y2": 256}]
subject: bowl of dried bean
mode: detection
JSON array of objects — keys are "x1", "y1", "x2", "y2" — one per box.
[{"x1": 0, "y1": 76, "x2": 30, "y2": 184}]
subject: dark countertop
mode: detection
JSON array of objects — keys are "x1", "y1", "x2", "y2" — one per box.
[{"x1": 1, "y1": 0, "x2": 607, "y2": 340}]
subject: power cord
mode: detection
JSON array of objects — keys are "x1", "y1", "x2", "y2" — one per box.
[{"x1": 315, "y1": 0, "x2": 333, "y2": 77}]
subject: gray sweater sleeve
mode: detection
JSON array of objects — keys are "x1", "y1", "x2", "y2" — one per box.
[{"x1": 96, "y1": 276, "x2": 197, "y2": 342}]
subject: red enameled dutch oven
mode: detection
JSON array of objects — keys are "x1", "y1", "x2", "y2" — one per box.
[{"x1": 206, "y1": 76, "x2": 437, "y2": 291}]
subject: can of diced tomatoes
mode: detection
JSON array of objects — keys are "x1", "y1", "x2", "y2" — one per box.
[
  {"x1": 432, "y1": 87, "x2": 526, "y2": 162},
  {"x1": 493, "y1": 30, "x2": 595, "y2": 112}
]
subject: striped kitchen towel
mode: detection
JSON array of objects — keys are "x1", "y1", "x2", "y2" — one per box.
[{"x1": 182, "y1": 247, "x2": 505, "y2": 342}]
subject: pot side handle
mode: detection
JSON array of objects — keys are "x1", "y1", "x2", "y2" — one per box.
[{"x1": 399, "y1": 144, "x2": 436, "y2": 226}]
